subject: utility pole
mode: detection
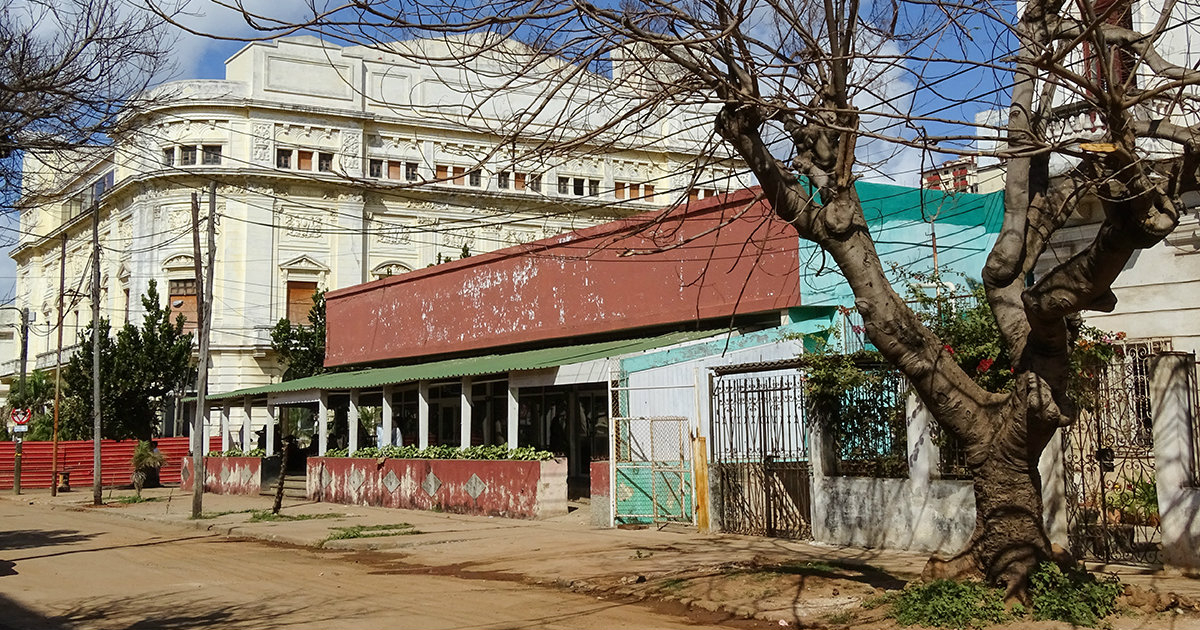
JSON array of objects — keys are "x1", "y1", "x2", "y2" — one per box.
[
  {"x1": 52, "y1": 234, "x2": 66, "y2": 496},
  {"x1": 12, "y1": 307, "x2": 28, "y2": 496},
  {"x1": 191, "y1": 183, "x2": 217, "y2": 518},
  {"x1": 91, "y1": 200, "x2": 102, "y2": 507}
]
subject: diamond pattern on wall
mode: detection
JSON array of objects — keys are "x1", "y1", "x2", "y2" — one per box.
[
  {"x1": 422, "y1": 471, "x2": 442, "y2": 496},
  {"x1": 348, "y1": 467, "x2": 366, "y2": 491},
  {"x1": 464, "y1": 473, "x2": 487, "y2": 499},
  {"x1": 221, "y1": 468, "x2": 233, "y2": 484},
  {"x1": 383, "y1": 470, "x2": 401, "y2": 494},
  {"x1": 181, "y1": 464, "x2": 191, "y2": 483},
  {"x1": 321, "y1": 468, "x2": 333, "y2": 489},
  {"x1": 239, "y1": 467, "x2": 254, "y2": 485}
]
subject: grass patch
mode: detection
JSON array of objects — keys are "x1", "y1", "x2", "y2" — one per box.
[
  {"x1": 892, "y1": 579, "x2": 1009, "y2": 629},
  {"x1": 324, "y1": 523, "x2": 419, "y2": 542},
  {"x1": 110, "y1": 495, "x2": 156, "y2": 504},
  {"x1": 659, "y1": 577, "x2": 688, "y2": 592},
  {"x1": 249, "y1": 510, "x2": 345, "y2": 523},
  {"x1": 1029, "y1": 562, "x2": 1121, "y2": 627},
  {"x1": 825, "y1": 610, "x2": 856, "y2": 626}
]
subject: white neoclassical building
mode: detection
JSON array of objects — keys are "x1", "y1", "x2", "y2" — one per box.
[{"x1": 5, "y1": 35, "x2": 744, "y2": 434}]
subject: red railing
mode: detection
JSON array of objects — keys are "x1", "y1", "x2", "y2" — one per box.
[{"x1": 0, "y1": 436, "x2": 220, "y2": 490}]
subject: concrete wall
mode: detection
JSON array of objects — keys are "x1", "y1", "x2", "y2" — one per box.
[
  {"x1": 181, "y1": 456, "x2": 263, "y2": 496},
  {"x1": 308, "y1": 457, "x2": 568, "y2": 520},
  {"x1": 590, "y1": 460, "x2": 611, "y2": 527}
]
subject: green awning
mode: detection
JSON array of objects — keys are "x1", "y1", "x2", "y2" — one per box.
[{"x1": 205, "y1": 328, "x2": 728, "y2": 403}]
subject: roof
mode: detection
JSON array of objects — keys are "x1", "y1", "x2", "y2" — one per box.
[{"x1": 205, "y1": 328, "x2": 728, "y2": 403}]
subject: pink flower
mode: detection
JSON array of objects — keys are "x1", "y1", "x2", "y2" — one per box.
[
  {"x1": 978, "y1": 358, "x2": 994, "y2": 372},
  {"x1": 943, "y1": 344, "x2": 955, "y2": 355}
]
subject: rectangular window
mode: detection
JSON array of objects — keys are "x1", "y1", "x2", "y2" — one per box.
[
  {"x1": 529, "y1": 174, "x2": 541, "y2": 192},
  {"x1": 573, "y1": 178, "x2": 585, "y2": 196},
  {"x1": 162, "y1": 148, "x2": 174, "y2": 166},
  {"x1": 468, "y1": 170, "x2": 481, "y2": 187},
  {"x1": 405, "y1": 162, "x2": 418, "y2": 181},
  {"x1": 688, "y1": 189, "x2": 699, "y2": 202},
  {"x1": 514, "y1": 172, "x2": 526, "y2": 190},
  {"x1": 588, "y1": 179, "x2": 600, "y2": 196},
  {"x1": 614, "y1": 181, "x2": 625, "y2": 199},
  {"x1": 276, "y1": 149, "x2": 291, "y2": 169},
  {"x1": 286, "y1": 281, "x2": 319, "y2": 323},
  {"x1": 388, "y1": 160, "x2": 403, "y2": 179},
  {"x1": 369, "y1": 159, "x2": 383, "y2": 178},
  {"x1": 168, "y1": 279, "x2": 198, "y2": 332},
  {"x1": 201, "y1": 145, "x2": 222, "y2": 165},
  {"x1": 642, "y1": 184, "x2": 654, "y2": 201},
  {"x1": 558, "y1": 177, "x2": 570, "y2": 195},
  {"x1": 452, "y1": 166, "x2": 466, "y2": 185},
  {"x1": 297, "y1": 150, "x2": 313, "y2": 171},
  {"x1": 180, "y1": 146, "x2": 197, "y2": 166},
  {"x1": 497, "y1": 171, "x2": 510, "y2": 189},
  {"x1": 318, "y1": 152, "x2": 333, "y2": 172},
  {"x1": 704, "y1": 189, "x2": 716, "y2": 199},
  {"x1": 436, "y1": 164, "x2": 448, "y2": 181}
]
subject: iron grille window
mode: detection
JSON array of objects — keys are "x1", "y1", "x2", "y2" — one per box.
[
  {"x1": 180, "y1": 146, "x2": 197, "y2": 165},
  {"x1": 162, "y1": 148, "x2": 174, "y2": 166},
  {"x1": 201, "y1": 145, "x2": 222, "y2": 165},
  {"x1": 405, "y1": 162, "x2": 418, "y2": 181},
  {"x1": 497, "y1": 171, "x2": 510, "y2": 189},
  {"x1": 317, "y1": 152, "x2": 333, "y2": 172},
  {"x1": 369, "y1": 159, "x2": 383, "y2": 178},
  {"x1": 276, "y1": 149, "x2": 291, "y2": 169}
]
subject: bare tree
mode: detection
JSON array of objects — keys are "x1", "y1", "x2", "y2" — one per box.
[
  {"x1": 1, "y1": 0, "x2": 171, "y2": 208},
  {"x1": 156, "y1": 0, "x2": 1200, "y2": 595}
]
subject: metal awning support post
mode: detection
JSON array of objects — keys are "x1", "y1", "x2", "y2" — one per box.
[
  {"x1": 241, "y1": 397, "x2": 253, "y2": 452},
  {"x1": 381, "y1": 385, "x2": 394, "y2": 446},
  {"x1": 317, "y1": 392, "x2": 329, "y2": 455},
  {"x1": 507, "y1": 381, "x2": 519, "y2": 449},
  {"x1": 418, "y1": 381, "x2": 430, "y2": 449},
  {"x1": 265, "y1": 404, "x2": 276, "y2": 456},
  {"x1": 460, "y1": 376, "x2": 472, "y2": 448},
  {"x1": 221, "y1": 403, "x2": 231, "y2": 452},
  {"x1": 348, "y1": 390, "x2": 360, "y2": 454}
]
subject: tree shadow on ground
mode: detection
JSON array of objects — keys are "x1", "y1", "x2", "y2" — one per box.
[
  {"x1": 0, "y1": 530, "x2": 97, "y2": 552},
  {"x1": 46, "y1": 591, "x2": 351, "y2": 630}
]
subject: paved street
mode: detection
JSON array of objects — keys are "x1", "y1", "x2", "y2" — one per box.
[{"x1": 0, "y1": 500, "x2": 734, "y2": 630}]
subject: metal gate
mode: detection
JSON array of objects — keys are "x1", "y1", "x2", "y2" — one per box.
[
  {"x1": 710, "y1": 365, "x2": 811, "y2": 538},
  {"x1": 1063, "y1": 339, "x2": 1170, "y2": 566},
  {"x1": 613, "y1": 416, "x2": 693, "y2": 525}
]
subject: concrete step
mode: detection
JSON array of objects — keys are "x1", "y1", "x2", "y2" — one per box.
[{"x1": 261, "y1": 476, "x2": 308, "y2": 499}]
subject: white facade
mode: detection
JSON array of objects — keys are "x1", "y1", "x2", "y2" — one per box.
[{"x1": 6, "y1": 35, "x2": 744, "y2": 431}]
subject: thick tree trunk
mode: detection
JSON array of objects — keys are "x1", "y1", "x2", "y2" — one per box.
[{"x1": 924, "y1": 394, "x2": 1056, "y2": 599}]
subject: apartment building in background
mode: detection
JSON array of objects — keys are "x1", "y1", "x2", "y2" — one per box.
[{"x1": 5, "y1": 35, "x2": 743, "y2": 433}]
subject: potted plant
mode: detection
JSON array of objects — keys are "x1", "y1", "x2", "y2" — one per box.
[{"x1": 131, "y1": 440, "x2": 166, "y2": 498}]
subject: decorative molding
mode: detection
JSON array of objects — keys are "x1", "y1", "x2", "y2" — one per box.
[
  {"x1": 280, "y1": 253, "x2": 329, "y2": 272},
  {"x1": 282, "y1": 210, "x2": 324, "y2": 239},
  {"x1": 340, "y1": 130, "x2": 363, "y2": 176}
]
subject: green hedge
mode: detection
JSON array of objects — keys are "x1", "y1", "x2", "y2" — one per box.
[
  {"x1": 322, "y1": 444, "x2": 554, "y2": 461},
  {"x1": 207, "y1": 447, "x2": 266, "y2": 458}
]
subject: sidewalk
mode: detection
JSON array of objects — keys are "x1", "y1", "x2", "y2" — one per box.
[{"x1": 6, "y1": 486, "x2": 1200, "y2": 627}]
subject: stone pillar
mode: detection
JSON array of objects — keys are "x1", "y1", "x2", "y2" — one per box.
[
  {"x1": 381, "y1": 385, "x2": 394, "y2": 447},
  {"x1": 460, "y1": 376, "x2": 473, "y2": 449},
  {"x1": 348, "y1": 390, "x2": 360, "y2": 454},
  {"x1": 807, "y1": 410, "x2": 834, "y2": 543},
  {"x1": 507, "y1": 382, "x2": 519, "y2": 449},
  {"x1": 1038, "y1": 429, "x2": 1070, "y2": 548},
  {"x1": 318, "y1": 392, "x2": 329, "y2": 456},
  {"x1": 221, "y1": 403, "x2": 231, "y2": 452},
  {"x1": 265, "y1": 404, "x2": 276, "y2": 456},
  {"x1": 418, "y1": 381, "x2": 430, "y2": 449},
  {"x1": 241, "y1": 397, "x2": 253, "y2": 452},
  {"x1": 1150, "y1": 352, "x2": 1200, "y2": 571}
]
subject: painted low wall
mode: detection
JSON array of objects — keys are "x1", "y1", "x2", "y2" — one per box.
[
  {"x1": 308, "y1": 457, "x2": 568, "y2": 520},
  {"x1": 591, "y1": 460, "x2": 611, "y2": 527},
  {"x1": 812, "y1": 477, "x2": 975, "y2": 553},
  {"x1": 181, "y1": 456, "x2": 263, "y2": 495}
]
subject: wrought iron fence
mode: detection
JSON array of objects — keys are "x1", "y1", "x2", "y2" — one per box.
[{"x1": 820, "y1": 362, "x2": 909, "y2": 478}]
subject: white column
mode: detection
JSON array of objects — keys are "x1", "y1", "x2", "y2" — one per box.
[
  {"x1": 418, "y1": 381, "x2": 430, "y2": 449},
  {"x1": 221, "y1": 403, "x2": 231, "y2": 452},
  {"x1": 265, "y1": 404, "x2": 276, "y2": 456},
  {"x1": 318, "y1": 392, "x2": 329, "y2": 456},
  {"x1": 348, "y1": 390, "x2": 360, "y2": 454},
  {"x1": 460, "y1": 376, "x2": 473, "y2": 448},
  {"x1": 381, "y1": 385, "x2": 394, "y2": 447},
  {"x1": 1150, "y1": 352, "x2": 1200, "y2": 571},
  {"x1": 241, "y1": 397, "x2": 253, "y2": 452},
  {"x1": 507, "y1": 381, "x2": 519, "y2": 449}
]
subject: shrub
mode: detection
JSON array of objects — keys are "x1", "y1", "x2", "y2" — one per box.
[
  {"x1": 1029, "y1": 562, "x2": 1121, "y2": 627},
  {"x1": 892, "y1": 579, "x2": 1008, "y2": 629},
  {"x1": 321, "y1": 444, "x2": 554, "y2": 461}
]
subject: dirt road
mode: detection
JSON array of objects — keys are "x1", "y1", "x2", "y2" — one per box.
[{"x1": 0, "y1": 501, "x2": 736, "y2": 630}]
